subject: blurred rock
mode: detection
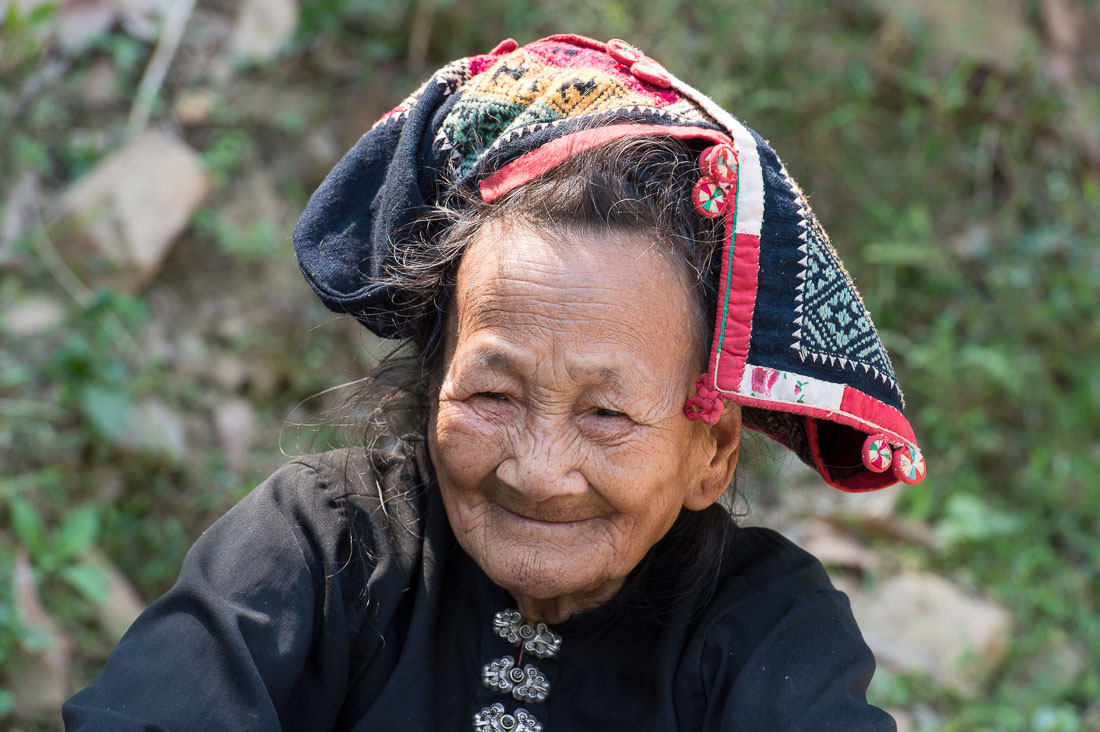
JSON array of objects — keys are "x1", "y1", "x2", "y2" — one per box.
[
  {"x1": 888, "y1": 709, "x2": 913, "y2": 732},
  {"x1": 793, "y1": 477, "x2": 941, "y2": 551},
  {"x1": 3, "y1": 297, "x2": 66, "y2": 337},
  {"x1": 83, "y1": 548, "x2": 145, "y2": 641},
  {"x1": 840, "y1": 571, "x2": 1013, "y2": 695},
  {"x1": 211, "y1": 353, "x2": 249, "y2": 393},
  {"x1": 79, "y1": 58, "x2": 122, "y2": 110},
  {"x1": 790, "y1": 519, "x2": 883, "y2": 572},
  {"x1": 12, "y1": 550, "x2": 72, "y2": 721},
  {"x1": 231, "y1": 0, "x2": 298, "y2": 63},
  {"x1": 174, "y1": 87, "x2": 217, "y2": 126},
  {"x1": 119, "y1": 398, "x2": 187, "y2": 460},
  {"x1": 220, "y1": 169, "x2": 292, "y2": 235},
  {"x1": 214, "y1": 397, "x2": 254, "y2": 474},
  {"x1": 49, "y1": 130, "x2": 210, "y2": 293}
]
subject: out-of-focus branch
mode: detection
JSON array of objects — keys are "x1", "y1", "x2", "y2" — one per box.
[{"x1": 126, "y1": 0, "x2": 197, "y2": 139}]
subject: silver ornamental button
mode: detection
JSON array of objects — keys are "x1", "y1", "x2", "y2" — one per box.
[
  {"x1": 473, "y1": 702, "x2": 543, "y2": 732},
  {"x1": 492, "y1": 610, "x2": 562, "y2": 659},
  {"x1": 522, "y1": 622, "x2": 561, "y2": 659},
  {"x1": 493, "y1": 610, "x2": 524, "y2": 646},
  {"x1": 481, "y1": 656, "x2": 550, "y2": 703}
]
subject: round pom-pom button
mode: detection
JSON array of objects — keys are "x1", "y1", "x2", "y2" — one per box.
[
  {"x1": 692, "y1": 177, "x2": 728, "y2": 218},
  {"x1": 892, "y1": 444, "x2": 926, "y2": 485},
  {"x1": 861, "y1": 433, "x2": 893, "y2": 473},
  {"x1": 630, "y1": 59, "x2": 672, "y2": 88},
  {"x1": 700, "y1": 143, "x2": 738, "y2": 186},
  {"x1": 606, "y1": 38, "x2": 642, "y2": 66}
]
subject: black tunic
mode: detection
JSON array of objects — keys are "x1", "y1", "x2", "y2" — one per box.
[{"x1": 63, "y1": 446, "x2": 896, "y2": 731}]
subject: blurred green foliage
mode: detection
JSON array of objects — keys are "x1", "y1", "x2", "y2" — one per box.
[{"x1": 1, "y1": 0, "x2": 1098, "y2": 729}]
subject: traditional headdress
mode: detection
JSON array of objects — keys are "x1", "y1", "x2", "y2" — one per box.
[{"x1": 293, "y1": 34, "x2": 926, "y2": 490}]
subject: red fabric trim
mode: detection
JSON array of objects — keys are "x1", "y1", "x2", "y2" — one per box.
[
  {"x1": 480, "y1": 125, "x2": 732, "y2": 203},
  {"x1": 839, "y1": 387, "x2": 917, "y2": 445},
  {"x1": 805, "y1": 416, "x2": 830, "y2": 481},
  {"x1": 727, "y1": 391, "x2": 916, "y2": 452},
  {"x1": 832, "y1": 468, "x2": 898, "y2": 492},
  {"x1": 805, "y1": 417, "x2": 896, "y2": 492},
  {"x1": 713, "y1": 231, "x2": 760, "y2": 394}
]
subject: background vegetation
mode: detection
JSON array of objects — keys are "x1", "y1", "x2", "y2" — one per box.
[{"x1": 1, "y1": 0, "x2": 1097, "y2": 729}]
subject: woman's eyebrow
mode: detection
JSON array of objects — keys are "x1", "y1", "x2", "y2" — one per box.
[
  {"x1": 466, "y1": 346, "x2": 528, "y2": 376},
  {"x1": 571, "y1": 365, "x2": 626, "y2": 390},
  {"x1": 464, "y1": 347, "x2": 637, "y2": 392}
]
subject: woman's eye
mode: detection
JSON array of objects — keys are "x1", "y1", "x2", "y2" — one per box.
[
  {"x1": 476, "y1": 391, "x2": 510, "y2": 402},
  {"x1": 594, "y1": 407, "x2": 625, "y2": 418}
]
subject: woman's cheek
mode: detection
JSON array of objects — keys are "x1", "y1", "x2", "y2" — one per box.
[{"x1": 432, "y1": 400, "x2": 510, "y2": 478}]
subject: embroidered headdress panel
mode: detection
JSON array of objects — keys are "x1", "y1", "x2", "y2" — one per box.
[{"x1": 293, "y1": 34, "x2": 925, "y2": 491}]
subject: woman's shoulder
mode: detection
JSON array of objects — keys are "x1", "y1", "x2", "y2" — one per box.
[
  {"x1": 247, "y1": 440, "x2": 436, "y2": 563},
  {"x1": 682, "y1": 524, "x2": 865, "y2": 676},
  {"x1": 718, "y1": 525, "x2": 835, "y2": 597},
  {"x1": 685, "y1": 527, "x2": 893, "y2": 729}
]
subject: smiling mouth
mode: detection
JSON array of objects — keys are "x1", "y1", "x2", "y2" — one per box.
[{"x1": 495, "y1": 504, "x2": 593, "y2": 526}]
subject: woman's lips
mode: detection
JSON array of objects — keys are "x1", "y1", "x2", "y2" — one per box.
[{"x1": 494, "y1": 503, "x2": 595, "y2": 528}]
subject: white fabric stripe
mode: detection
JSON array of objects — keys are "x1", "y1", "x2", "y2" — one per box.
[
  {"x1": 738, "y1": 365, "x2": 845, "y2": 411},
  {"x1": 668, "y1": 75, "x2": 764, "y2": 236}
]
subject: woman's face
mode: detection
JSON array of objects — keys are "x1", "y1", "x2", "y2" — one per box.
[{"x1": 428, "y1": 221, "x2": 739, "y2": 607}]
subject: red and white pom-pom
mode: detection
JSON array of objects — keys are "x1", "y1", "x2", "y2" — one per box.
[
  {"x1": 891, "y1": 444, "x2": 926, "y2": 485},
  {"x1": 699, "y1": 144, "x2": 738, "y2": 187},
  {"x1": 692, "y1": 177, "x2": 728, "y2": 218},
  {"x1": 862, "y1": 433, "x2": 893, "y2": 473}
]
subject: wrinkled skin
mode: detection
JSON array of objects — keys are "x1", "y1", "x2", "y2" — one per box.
[{"x1": 428, "y1": 221, "x2": 742, "y2": 624}]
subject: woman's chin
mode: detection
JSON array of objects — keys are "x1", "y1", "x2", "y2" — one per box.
[{"x1": 470, "y1": 539, "x2": 614, "y2": 605}]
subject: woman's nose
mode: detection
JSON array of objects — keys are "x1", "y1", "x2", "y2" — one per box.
[{"x1": 495, "y1": 430, "x2": 587, "y2": 502}]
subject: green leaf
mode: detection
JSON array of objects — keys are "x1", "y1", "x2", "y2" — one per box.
[
  {"x1": 52, "y1": 504, "x2": 100, "y2": 562},
  {"x1": 8, "y1": 497, "x2": 47, "y2": 558},
  {"x1": 78, "y1": 384, "x2": 131, "y2": 443},
  {"x1": 28, "y1": 2, "x2": 58, "y2": 25},
  {"x1": 59, "y1": 561, "x2": 110, "y2": 606}
]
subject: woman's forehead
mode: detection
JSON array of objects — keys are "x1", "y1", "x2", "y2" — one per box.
[
  {"x1": 448, "y1": 224, "x2": 700, "y2": 380},
  {"x1": 456, "y1": 225, "x2": 692, "y2": 321},
  {"x1": 458, "y1": 221, "x2": 689, "y2": 293}
]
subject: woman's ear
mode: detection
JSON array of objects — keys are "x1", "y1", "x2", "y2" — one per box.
[{"x1": 684, "y1": 402, "x2": 742, "y2": 511}]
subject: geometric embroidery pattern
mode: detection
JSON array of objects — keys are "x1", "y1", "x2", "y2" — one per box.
[
  {"x1": 438, "y1": 46, "x2": 715, "y2": 176},
  {"x1": 789, "y1": 191, "x2": 899, "y2": 395}
]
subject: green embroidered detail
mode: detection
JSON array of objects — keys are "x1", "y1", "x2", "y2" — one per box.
[{"x1": 714, "y1": 167, "x2": 741, "y2": 372}]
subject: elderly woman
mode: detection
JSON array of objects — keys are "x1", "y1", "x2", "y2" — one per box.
[{"x1": 64, "y1": 35, "x2": 925, "y2": 731}]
